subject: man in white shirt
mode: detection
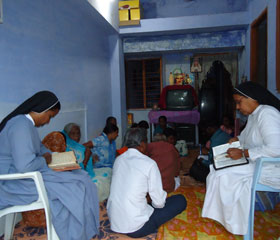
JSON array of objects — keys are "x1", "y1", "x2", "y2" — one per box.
[{"x1": 107, "y1": 128, "x2": 187, "y2": 238}]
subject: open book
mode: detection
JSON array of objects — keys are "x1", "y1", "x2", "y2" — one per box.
[
  {"x1": 212, "y1": 141, "x2": 249, "y2": 170},
  {"x1": 48, "y1": 151, "x2": 80, "y2": 171}
]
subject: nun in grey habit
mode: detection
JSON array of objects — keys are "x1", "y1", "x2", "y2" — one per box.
[{"x1": 0, "y1": 91, "x2": 99, "y2": 240}]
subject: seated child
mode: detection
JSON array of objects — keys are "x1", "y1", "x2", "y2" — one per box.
[
  {"x1": 205, "y1": 116, "x2": 234, "y2": 149},
  {"x1": 220, "y1": 115, "x2": 234, "y2": 136},
  {"x1": 190, "y1": 123, "x2": 231, "y2": 182},
  {"x1": 153, "y1": 115, "x2": 167, "y2": 136}
]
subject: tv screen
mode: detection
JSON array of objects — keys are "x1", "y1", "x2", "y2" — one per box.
[{"x1": 166, "y1": 89, "x2": 194, "y2": 111}]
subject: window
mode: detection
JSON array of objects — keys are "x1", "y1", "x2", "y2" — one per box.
[{"x1": 125, "y1": 58, "x2": 162, "y2": 109}]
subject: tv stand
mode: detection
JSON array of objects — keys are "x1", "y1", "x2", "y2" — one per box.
[{"x1": 148, "y1": 109, "x2": 200, "y2": 145}]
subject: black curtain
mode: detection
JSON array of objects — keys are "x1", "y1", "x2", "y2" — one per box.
[{"x1": 198, "y1": 60, "x2": 234, "y2": 143}]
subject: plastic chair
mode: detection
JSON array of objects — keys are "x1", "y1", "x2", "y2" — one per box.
[
  {"x1": 244, "y1": 157, "x2": 280, "y2": 240},
  {"x1": 0, "y1": 171, "x2": 59, "y2": 240}
]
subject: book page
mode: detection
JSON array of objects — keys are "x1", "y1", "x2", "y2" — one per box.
[
  {"x1": 212, "y1": 141, "x2": 241, "y2": 157},
  {"x1": 48, "y1": 151, "x2": 79, "y2": 169},
  {"x1": 213, "y1": 141, "x2": 248, "y2": 170}
]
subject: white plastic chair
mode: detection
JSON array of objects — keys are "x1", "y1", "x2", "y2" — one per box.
[
  {"x1": 244, "y1": 157, "x2": 280, "y2": 240},
  {"x1": 0, "y1": 171, "x2": 59, "y2": 240}
]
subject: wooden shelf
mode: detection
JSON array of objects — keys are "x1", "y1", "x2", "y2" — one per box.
[{"x1": 119, "y1": 20, "x2": 140, "y2": 27}]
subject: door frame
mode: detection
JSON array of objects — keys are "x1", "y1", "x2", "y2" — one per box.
[{"x1": 250, "y1": 8, "x2": 268, "y2": 86}]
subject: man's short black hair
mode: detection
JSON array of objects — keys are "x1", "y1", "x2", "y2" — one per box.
[
  {"x1": 138, "y1": 120, "x2": 149, "y2": 129},
  {"x1": 103, "y1": 123, "x2": 118, "y2": 134},
  {"x1": 158, "y1": 115, "x2": 167, "y2": 122},
  {"x1": 163, "y1": 127, "x2": 177, "y2": 138},
  {"x1": 106, "y1": 116, "x2": 116, "y2": 126},
  {"x1": 130, "y1": 123, "x2": 138, "y2": 128}
]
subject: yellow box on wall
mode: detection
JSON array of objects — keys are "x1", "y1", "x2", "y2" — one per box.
[
  {"x1": 130, "y1": 8, "x2": 140, "y2": 20},
  {"x1": 119, "y1": 0, "x2": 139, "y2": 10},
  {"x1": 119, "y1": 0, "x2": 141, "y2": 26},
  {"x1": 119, "y1": 9, "x2": 129, "y2": 21}
]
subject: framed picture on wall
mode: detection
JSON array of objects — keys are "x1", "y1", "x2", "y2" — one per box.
[
  {"x1": 0, "y1": 0, "x2": 3, "y2": 24},
  {"x1": 190, "y1": 57, "x2": 202, "y2": 73}
]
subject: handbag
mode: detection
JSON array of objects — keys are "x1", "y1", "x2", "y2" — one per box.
[{"x1": 189, "y1": 158, "x2": 210, "y2": 183}]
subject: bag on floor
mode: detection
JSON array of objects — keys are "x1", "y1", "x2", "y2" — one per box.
[{"x1": 189, "y1": 158, "x2": 210, "y2": 183}]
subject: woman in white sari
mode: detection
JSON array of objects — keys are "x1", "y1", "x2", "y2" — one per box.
[{"x1": 202, "y1": 81, "x2": 280, "y2": 235}]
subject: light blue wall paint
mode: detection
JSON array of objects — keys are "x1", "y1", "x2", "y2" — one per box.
[
  {"x1": 0, "y1": 0, "x2": 117, "y2": 139},
  {"x1": 119, "y1": 11, "x2": 249, "y2": 36},
  {"x1": 140, "y1": 0, "x2": 248, "y2": 19},
  {"x1": 123, "y1": 30, "x2": 245, "y2": 53},
  {"x1": 109, "y1": 35, "x2": 126, "y2": 147},
  {"x1": 247, "y1": 0, "x2": 279, "y2": 99}
]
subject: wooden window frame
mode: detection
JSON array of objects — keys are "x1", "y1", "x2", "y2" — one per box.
[
  {"x1": 250, "y1": 8, "x2": 268, "y2": 86},
  {"x1": 125, "y1": 58, "x2": 163, "y2": 110},
  {"x1": 276, "y1": 0, "x2": 280, "y2": 92}
]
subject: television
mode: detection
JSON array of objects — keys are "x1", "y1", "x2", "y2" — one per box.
[{"x1": 166, "y1": 88, "x2": 194, "y2": 111}]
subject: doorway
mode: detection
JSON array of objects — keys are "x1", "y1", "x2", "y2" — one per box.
[{"x1": 250, "y1": 8, "x2": 268, "y2": 87}]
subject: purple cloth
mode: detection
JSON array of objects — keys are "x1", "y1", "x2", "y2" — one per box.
[{"x1": 148, "y1": 110, "x2": 200, "y2": 124}]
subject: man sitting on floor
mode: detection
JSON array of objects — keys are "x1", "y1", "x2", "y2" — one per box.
[
  {"x1": 147, "y1": 128, "x2": 180, "y2": 193},
  {"x1": 107, "y1": 128, "x2": 187, "y2": 238}
]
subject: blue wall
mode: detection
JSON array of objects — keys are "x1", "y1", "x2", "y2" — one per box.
[
  {"x1": 0, "y1": 0, "x2": 118, "y2": 139},
  {"x1": 123, "y1": 30, "x2": 245, "y2": 53},
  {"x1": 0, "y1": 0, "x2": 278, "y2": 144},
  {"x1": 109, "y1": 35, "x2": 126, "y2": 142},
  {"x1": 140, "y1": 0, "x2": 248, "y2": 19}
]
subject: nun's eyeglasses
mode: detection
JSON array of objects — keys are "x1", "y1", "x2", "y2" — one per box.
[{"x1": 235, "y1": 96, "x2": 246, "y2": 105}]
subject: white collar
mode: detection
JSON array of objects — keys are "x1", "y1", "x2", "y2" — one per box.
[
  {"x1": 251, "y1": 105, "x2": 262, "y2": 115},
  {"x1": 25, "y1": 114, "x2": 35, "y2": 126}
]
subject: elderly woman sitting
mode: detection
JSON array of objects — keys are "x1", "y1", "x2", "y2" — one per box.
[
  {"x1": 62, "y1": 123, "x2": 95, "y2": 177},
  {"x1": 62, "y1": 123, "x2": 112, "y2": 202},
  {"x1": 43, "y1": 123, "x2": 112, "y2": 202}
]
